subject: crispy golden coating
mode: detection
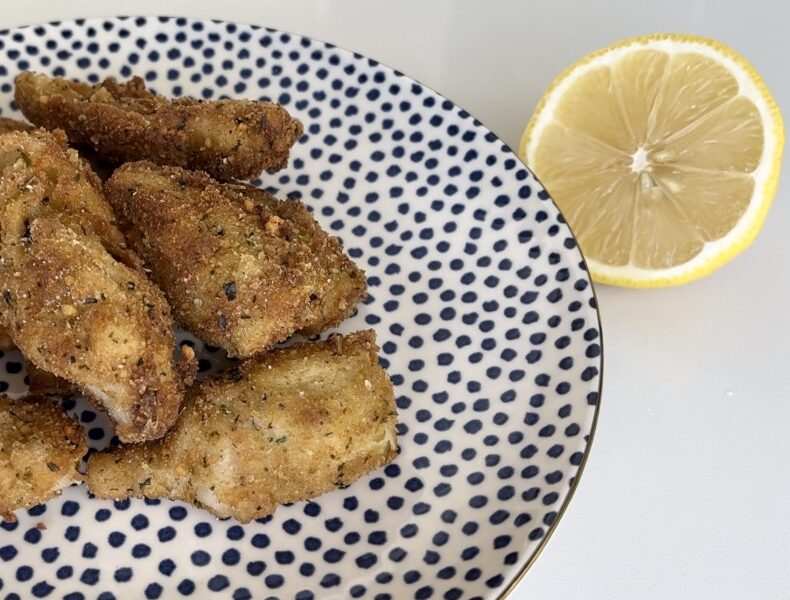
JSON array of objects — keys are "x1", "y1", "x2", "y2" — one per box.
[
  {"x1": 0, "y1": 394, "x2": 86, "y2": 522},
  {"x1": 0, "y1": 129, "x2": 129, "y2": 259},
  {"x1": 0, "y1": 116, "x2": 34, "y2": 134},
  {"x1": 0, "y1": 120, "x2": 42, "y2": 231},
  {"x1": 0, "y1": 131, "x2": 188, "y2": 442},
  {"x1": 86, "y1": 331, "x2": 398, "y2": 523},
  {"x1": 15, "y1": 72, "x2": 303, "y2": 181},
  {"x1": 0, "y1": 127, "x2": 124, "y2": 352},
  {"x1": 1, "y1": 216, "x2": 185, "y2": 442},
  {"x1": 105, "y1": 162, "x2": 366, "y2": 357},
  {"x1": 233, "y1": 184, "x2": 367, "y2": 335}
]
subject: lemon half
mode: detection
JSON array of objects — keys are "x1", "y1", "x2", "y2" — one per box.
[{"x1": 520, "y1": 34, "x2": 784, "y2": 287}]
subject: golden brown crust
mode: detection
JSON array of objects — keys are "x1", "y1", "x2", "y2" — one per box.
[
  {"x1": 15, "y1": 72, "x2": 303, "y2": 181},
  {"x1": 86, "y1": 330, "x2": 398, "y2": 523},
  {"x1": 0, "y1": 129, "x2": 129, "y2": 257},
  {"x1": 1, "y1": 216, "x2": 184, "y2": 442},
  {"x1": 0, "y1": 131, "x2": 188, "y2": 442},
  {"x1": 0, "y1": 394, "x2": 86, "y2": 522},
  {"x1": 105, "y1": 162, "x2": 366, "y2": 357},
  {"x1": 0, "y1": 116, "x2": 34, "y2": 134},
  {"x1": 233, "y1": 185, "x2": 368, "y2": 335}
]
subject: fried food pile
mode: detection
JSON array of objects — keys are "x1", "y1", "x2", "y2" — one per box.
[{"x1": 0, "y1": 72, "x2": 396, "y2": 523}]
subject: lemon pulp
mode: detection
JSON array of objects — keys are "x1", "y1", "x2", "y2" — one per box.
[{"x1": 521, "y1": 35, "x2": 783, "y2": 287}]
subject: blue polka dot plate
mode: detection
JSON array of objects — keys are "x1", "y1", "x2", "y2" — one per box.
[{"x1": 0, "y1": 16, "x2": 602, "y2": 600}]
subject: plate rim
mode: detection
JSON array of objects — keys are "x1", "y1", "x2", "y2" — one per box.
[{"x1": 2, "y1": 14, "x2": 605, "y2": 598}]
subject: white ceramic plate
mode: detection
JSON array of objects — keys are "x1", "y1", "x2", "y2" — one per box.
[{"x1": 0, "y1": 16, "x2": 602, "y2": 600}]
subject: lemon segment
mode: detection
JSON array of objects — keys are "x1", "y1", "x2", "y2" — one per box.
[{"x1": 520, "y1": 34, "x2": 784, "y2": 287}]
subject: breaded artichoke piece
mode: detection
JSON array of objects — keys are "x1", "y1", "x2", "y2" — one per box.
[
  {"x1": 0, "y1": 120, "x2": 34, "y2": 349},
  {"x1": 15, "y1": 72, "x2": 303, "y2": 181},
  {"x1": 1, "y1": 216, "x2": 185, "y2": 443},
  {"x1": 0, "y1": 394, "x2": 86, "y2": 522},
  {"x1": 86, "y1": 331, "x2": 398, "y2": 523},
  {"x1": 105, "y1": 162, "x2": 366, "y2": 358},
  {"x1": 0, "y1": 131, "x2": 188, "y2": 442}
]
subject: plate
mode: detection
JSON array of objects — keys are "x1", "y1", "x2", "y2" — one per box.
[{"x1": 0, "y1": 16, "x2": 602, "y2": 600}]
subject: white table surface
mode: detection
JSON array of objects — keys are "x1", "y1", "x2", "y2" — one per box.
[{"x1": 4, "y1": 1, "x2": 789, "y2": 598}]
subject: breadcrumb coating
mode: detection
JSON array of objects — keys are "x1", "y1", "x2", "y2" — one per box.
[
  {"x1": 86, "y1": 331, "x2": 397, "y2": 523},
  {"x1": 15, "y1": 72, "x2": 303, "y2": 181},
  {"x1": 0, "y1": 130, "x2": 188, "y2": 442},
  {"x1": 105, "y1": 161, "x2": 366, "y2": 358},
  {"x1": 0, "y1": 394, "x2": 86, "y2": 522}
]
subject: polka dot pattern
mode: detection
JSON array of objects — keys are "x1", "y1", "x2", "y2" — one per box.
[{"x1": 0, "y1": 16, "x2": 601, "y2": 600}]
